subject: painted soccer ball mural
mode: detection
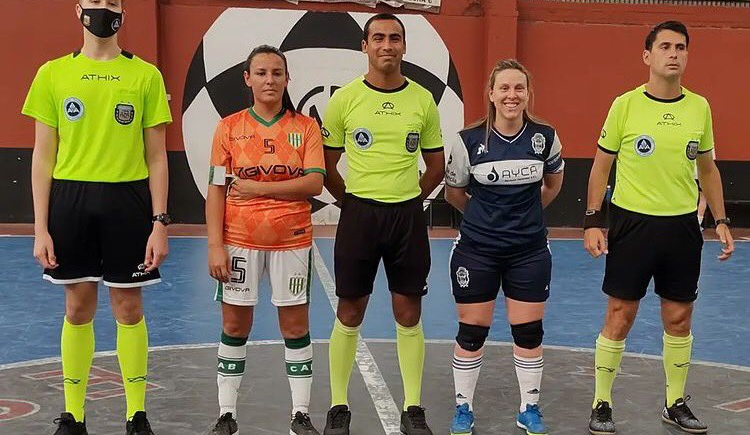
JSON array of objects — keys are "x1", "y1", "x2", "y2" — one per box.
[{"x1": 182, "y1": 8, "x2": 464, "y2": 223}]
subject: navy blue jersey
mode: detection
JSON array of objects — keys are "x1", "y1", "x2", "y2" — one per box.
[{"x1": 445, "y1": 121, "x2": 564, "y2": 253}]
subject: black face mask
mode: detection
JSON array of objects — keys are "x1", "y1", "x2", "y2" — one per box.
[{"x1": 80, "y1": 7, "x2": 122, "y2": 38}]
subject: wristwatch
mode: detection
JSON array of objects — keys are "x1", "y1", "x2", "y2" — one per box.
[
  {"x1": 715, "y1": 217, "x2": 731, "y2": 227},
  {"x1": 152, "y1": 213, "x2": 172, "y2": 226}
]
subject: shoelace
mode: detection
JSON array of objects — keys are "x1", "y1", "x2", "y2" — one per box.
[
  {"x1": 406, "y1": 407, "x2": 427, "y2": 429},
  {"x1": 672, "y1": 396, "x2": 698, "y2": 421},
  {"x1": 526, "y1": 404, "x2": 544, "y2": 419},
  {"x1": 294, "y1": 413, "x2": 315, "y2": 429},
  {"x1": 594, "y1": 401, "x2": 612, "y2": 421},
  {"x1": 455, "y1": 407, "x2": 472, "y2": 426},
  {"x1": 329, "y1": 408, "x2": 349, "y2": 428},
  {"x1": 53, "y1": 416, "x2": 74, "y2": 427}
]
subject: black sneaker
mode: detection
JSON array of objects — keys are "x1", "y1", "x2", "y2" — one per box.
[
  {"x1": 126, "y1": 411, "x2": 155, "y2": 435},
  {"x1": 323, "y1": 405, "x2": 351, "y2": 435},
  {"x1": 291, "y1": 411, "x2": 320, "y2": 435},
  {"x1": 53, "y1": 413, "x2": 88, "y2": 435},
  {"x1": 209, "y1": 413, "x2": 238, "y2": 435},
  {"x1": 588, "y1": 401, "x2": 615, "y2": 435},
  {"x1": 661, "y1": 396, "x2": 708, "y2": 434},
  {"x1": 400, "y1": 406, "x2": 433, "y2": 435}
]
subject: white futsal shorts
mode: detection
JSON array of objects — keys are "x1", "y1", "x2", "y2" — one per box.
[{"x1": 214, "y1": 245, "x2": 313, "y2": 307}]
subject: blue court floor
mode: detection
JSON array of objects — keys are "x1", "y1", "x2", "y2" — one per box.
[{"x1": 1, "y1": 236, "x2": 748, "y2": 367}]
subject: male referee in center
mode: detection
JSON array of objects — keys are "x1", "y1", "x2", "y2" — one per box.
[
  {"x1": 583, "y1": 21, "x2": 735, "y2": 435},
  {"x1": 320, "y1": 13, "x2": 445, "y2": 435}
]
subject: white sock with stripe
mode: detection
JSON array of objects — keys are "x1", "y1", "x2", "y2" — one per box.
[
  {"x1": 514, "y1": 354, "x2": 544, "y2": 412},
  {"x1": 452, "y1": 351, "x2": 483, "y2": 411},
  {"x1": 217, "y1": 332, "x2": 247, "y2": 417},
  {"x1": 285, "y1": 333, "x2": 313, "y2": 416}
]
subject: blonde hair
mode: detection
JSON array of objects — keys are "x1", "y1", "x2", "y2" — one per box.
[{"x1": 465, "y1": 59, "x2": 546, "y2": 147}]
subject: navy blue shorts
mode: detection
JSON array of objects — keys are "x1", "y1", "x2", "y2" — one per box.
[{"x1": 449, "y1": 241, "x2": 551, "y2": 304}]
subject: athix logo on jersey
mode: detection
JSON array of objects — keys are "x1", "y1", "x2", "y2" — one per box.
[
  {"x1": 456, "y1": 267, "x2": 470, "y2": 288},
  {"x1": 374, "y1": 101, "x2": 401, "y2": 116},
  {"x1": 686, "y1": 140, "x2": 699, "y2": 160},
  {"x1": 634, "y1": 135, "x2": 655, "y2": 156},
  {"x1": 63, "y1": 97, "x2": 84, "y2": 121},
  {"x1": 289, "y1": 276, "x2": 307, "y2": 295},
  {"x1": 288, "y1": 132, "x2": 303, "y2": 149},
  {"x1": 353, "y1": 128, "x2": 373, "y2": 150},
  {"x1": 657, "y1": 113, "x2": 681, "y2": 127},
  {"x1": 531, "y1": 133, "x2": 546, "y2": 154},
  {"x1": 476, "y1": 143, "x2": 487, "y2": 155},
  {"x1": 81, "y1": 74, "x2": 121, "y2": 82},
  {"x1": 321, "y1": 127, "x2": 330, "y2": 138}
]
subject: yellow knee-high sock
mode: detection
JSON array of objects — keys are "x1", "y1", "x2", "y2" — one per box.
[
  {"x1": 329, "y1": 318, "x2": 360, "y2": 407},
  {"x1": 396, "y1": 321, "x2": 425, "y2": 410},
  {"x1": 117, "y1": 317, "x2": 149, "y2": 420},
  {"x1": 663, "y1": 332, "x2": 693, "y2": 406},
  {"x1": 62, "y1": 317, "x2": 95, "y2": 422},
  {"x1": 593, "y1": 334, "x2": 625, "y2": 408}
]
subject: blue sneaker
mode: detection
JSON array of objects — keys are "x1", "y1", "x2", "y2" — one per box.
[
  {"x1": 516, "y1": 404, "x2": 549, "y2": 435},
  {"x1": 450, "y1": 403, "x2": 474, "y2": 435}
]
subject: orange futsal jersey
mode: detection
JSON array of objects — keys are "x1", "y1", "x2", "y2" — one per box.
[{"x1": 210, "y1": 108, "x2": 325, "y2": 250}]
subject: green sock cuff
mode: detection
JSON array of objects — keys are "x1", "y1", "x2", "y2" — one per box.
[
  {"x1": 334, "y1": 318, "x2": 361, "y2": 335},
  {"x1": 396, "y1": 321, "x2": 423, "y2": 336},
  {"x1": 663, "y1": 332, "x2": 693, "y2": 347},
  {"x1": 116, "y1": 317, "x2": 145, "y2": 329},
  {"x1": 285, "y1": 332, "x2": 311, "y2": 349},
  {"x1": 221, "y1": 332, "x2": 248, "y2": 346},
  {"x1": 597, "y1": 334, "x2": 626, "y2": 351},
  {"x1": 63, "y1": 317, "x2": 94, "y2": 329}
]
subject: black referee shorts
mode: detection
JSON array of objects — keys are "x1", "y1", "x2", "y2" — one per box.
[
  {"x1": 334, "y1": 194, "x2": 430, "y2": 298},
  {"x1": 603, "y1": 204, "x2": 702, "y2": 302},
  {"x1": 45, "y1": 179, "x2": 160, "y2": 288}
]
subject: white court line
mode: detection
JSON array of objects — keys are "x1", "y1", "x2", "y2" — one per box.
[{"x1": 312, "y1": 242, "x2": 403, "y2": 435}]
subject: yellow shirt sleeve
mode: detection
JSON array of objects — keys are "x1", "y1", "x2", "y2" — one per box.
[{"x1": 22, "y1": 62, "x2": 58, "y2": 128}]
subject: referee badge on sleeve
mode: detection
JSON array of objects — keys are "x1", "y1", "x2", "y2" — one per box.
[
  {"x1": 686, "y1": 141, "x2": 699, "y2": 160},
  {"x1": 405, "y1": 132, "x2": 420, "y2": 153}
]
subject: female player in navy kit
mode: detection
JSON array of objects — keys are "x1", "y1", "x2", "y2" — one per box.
[{"x1": 444, "y1": 59, "x2": 564, "y2": 435}]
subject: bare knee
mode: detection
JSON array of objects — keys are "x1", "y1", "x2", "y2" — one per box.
[
  {"x1": 337, "y1": 297, "x2": 368, "y2": 327},
  {"x1": 392, "y1": 294, "x2": 421, "y2": 327},
  {"x1": 65, "y1": 283, "x2": 98, "y2": 324},
  {"x1": 110, "y1": 289, "x2": 144, "y2": 325},
  {"x1": 222, "y1": 305, "x2": 253, "y2": 338},
  {"x1": 278, "y1": 305, "x2": 309, "y2": 339},
  {"x1": 602, "y1": 298, "x2": 639, "y2": 341},
  {"x1": 662, "y1": 300, "x2": 693, "y2": 337}
]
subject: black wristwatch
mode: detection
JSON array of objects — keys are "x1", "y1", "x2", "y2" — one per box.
[
  {"x1": 152, "y1": 213, "x2": 172, "y2": 226},
  {"x1": 715, "y1": 217, "x2": 731, "y2": 227}
]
